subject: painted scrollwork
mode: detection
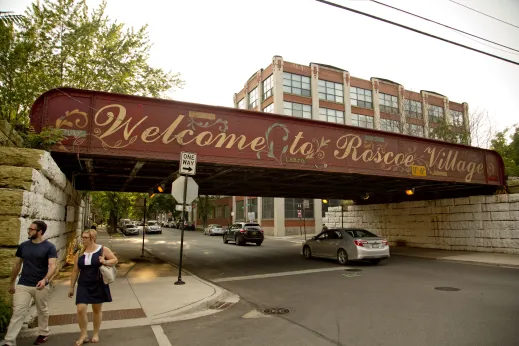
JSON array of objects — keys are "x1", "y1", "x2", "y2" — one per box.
[
  {"x1": 188, "y1": 117, "x2": 228, "y2": 133},
  {"x1": 256, "y1": 123, "x2": 290, "y2": 164}
]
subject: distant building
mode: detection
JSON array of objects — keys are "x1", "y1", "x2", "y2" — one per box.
[{"x1": 195, "y1": 56, "x2": 470, "y2": 236}]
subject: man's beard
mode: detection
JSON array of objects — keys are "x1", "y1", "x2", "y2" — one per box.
[{"x1": 29, "y1": 233, "x2": 38, "y2": 240}]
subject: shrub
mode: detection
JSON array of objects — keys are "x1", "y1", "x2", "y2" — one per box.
[{"x1": 0, "y1": 296, "x2": 12, "y2": 335}]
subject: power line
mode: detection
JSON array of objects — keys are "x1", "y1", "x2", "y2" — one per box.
[
  {"x1": 369, "y1": 0, "x2": 519, "y2": 54},
  {"x1": 448, "y1": 0, "x2": 519, "y2": 29},
  {"x1": 314, "y1": 0, "x2": 519, "y2": 66}
]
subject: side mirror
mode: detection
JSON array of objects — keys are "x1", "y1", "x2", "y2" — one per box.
[{"x1": 311, "y1": 236, "x2": 316, "y2": 240}]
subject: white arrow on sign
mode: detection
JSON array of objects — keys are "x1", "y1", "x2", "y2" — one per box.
[
  {"x1": 171, "y1": 176, "x2": 199, "y2": 204},
  {"x1": 180, "y1": 152, "x2": 197, "y2": 176}
]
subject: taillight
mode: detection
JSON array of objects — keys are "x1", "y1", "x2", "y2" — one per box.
[
  {"x1": 382, "y1": 240, "x2": 388, "y2": 246},
  {"x1": 239, "y1": 229, "x2": 247, "y2": 233},
  {"x1": 354, "y1": 240, "x2": 368, "y2": 247},
  {"x1": 259, "y1": 229, "x2": 264, "y2": 233}
]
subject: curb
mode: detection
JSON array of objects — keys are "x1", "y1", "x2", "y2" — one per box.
[{"x1": 392, "y1": 252, "x2": 519, "y2": 269}]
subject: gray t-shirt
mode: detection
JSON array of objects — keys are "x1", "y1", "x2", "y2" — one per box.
[{"x1": 15, "y1": 240, "x2": 57, "y2": 287}]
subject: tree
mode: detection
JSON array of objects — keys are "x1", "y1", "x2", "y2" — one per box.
[
  {"x1": 0, "y1": 0, "x2": 184, "y2": 133},
  {"x1": 490, "y1": 124, "x2": 519, "y2": 177},
  {"x1": 90, "y1": 191, "x2": 137, "y2": 232},
  {"x1": 427, "y1": 108, "x2": 495, "y2": 148},
  {"x1": 196, "y1": 195, "x2": 215, "y2": 228}
]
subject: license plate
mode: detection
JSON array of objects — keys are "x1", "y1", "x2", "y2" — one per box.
[
  {"x1": 371, "y1": 244, "x2": 380, "y2": 248},
  {"x1": 252, "y1": 231, "x2": 257, "y2": 235}
]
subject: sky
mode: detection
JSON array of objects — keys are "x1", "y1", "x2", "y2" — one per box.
[{"x1": 4, "y1": 0, "x2": 519, "y2": 137}]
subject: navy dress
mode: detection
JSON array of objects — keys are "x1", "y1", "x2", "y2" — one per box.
[{"x1": 76, "y1": 245, "x2": 112, "y2": 305}]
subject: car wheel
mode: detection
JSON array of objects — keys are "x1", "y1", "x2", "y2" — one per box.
[
  {"x1": 369, "y1": 259, "x2": 381, "y2": 265},
  {"x1": 303, "y1": 246, "x2": 312, "y2": 259},
  {"x1": 223, "y1": 236, "x2": 228, "y2": 244},
  {"x1": 337, "y1": 249, "x2": 349, "y2": 265},
  {"x1": 235, "y1": 236, "x2": 242, "y2": 245}
]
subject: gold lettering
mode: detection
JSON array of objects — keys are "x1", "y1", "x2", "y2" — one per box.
[
  {"x1": 141, "y1": 126, "x2": 160, "y2": 143},
  {"x1": 161, "y1": 116, "x2": 185, "y2": 144},
  {"x1": 300, "y1": 142, "x2": 314, "y2": 156},
  {"x1": 176, "y1": 129, "x2": 195, "y2": 145},
  {"x1": 95, "y1": 104, "x2": 147, "y2": 140},
  {"x1": 195, "y1": 131, "x2": 214, "y2": 146},
  {"x1": 334, "y1": 135, "x2": 362, "y2": 160},
  {"x1": 211, "y1": 133, "x2": 247, "y2": 149},
  {"x1": 456, "y1": 160, "x2": 466, "y2": 172},
  {"x1": 289, "y1": 132, "x2": 305, "y2": 154},
  {"x1": 250, "y1": 137, "x2": 266, "y2": 151},
  {"x1": 383, "y1": 151, "x2": 394, "y2": 165},
  {"x1": 476, "y1": 163, "x2": 484, "y2": 173},
  {"x1": 466, "y1": 161, "x2": 477, "y2": 182},
  {"x1": 361, "y1": 149, "x2": 375, "y2": 162}
]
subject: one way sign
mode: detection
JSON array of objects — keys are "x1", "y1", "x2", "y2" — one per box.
[{"x1": 180, "y1": 152, "x2": 197, "y2": 176}]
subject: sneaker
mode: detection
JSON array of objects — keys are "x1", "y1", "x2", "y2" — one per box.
[{"x1": 34, "y1": 335, "x2": 48, "y2": 345}]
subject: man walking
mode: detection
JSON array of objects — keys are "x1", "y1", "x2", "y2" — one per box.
[{"x1": 1, "y1": 220, "x2": 57, "y2": 346}]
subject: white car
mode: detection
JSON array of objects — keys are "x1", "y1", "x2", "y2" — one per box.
[
  {"x1": 145, "y1": 221, "x2": 162, "y2": 234},
  {"x1": 301, "y1": 228, "x2": 389, "y2": 265},
  {"x1": 204, "y1": 224, "x2": 225, "y2": 236}
]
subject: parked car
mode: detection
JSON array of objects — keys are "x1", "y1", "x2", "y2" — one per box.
[
  {"x1": 204, "y1": 224, "x2": 225, "y2": 236},
  {"x1": 301, "y1": 228, "x2": 389, "y2": 265},
  {"x1": 223, "y1": 222, "x2": 263, "y2": 246},
  {"x1": 122, "y1": 225, "x2": 139, "y2": 236},
  {"x1": 145, "y1": 221, "x2": 162, "y2": 234}
]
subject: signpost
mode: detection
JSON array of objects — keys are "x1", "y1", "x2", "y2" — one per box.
[
  {"x1": 172, "y1": 152, "x2": 199, "y2": 285},
  {"x1": 297, "y1": 207, "x2": 302, "y2": 236},
  {"x1": 303, "y1": 199, "x2": 309, "y2": 241},
  {"x1": 135, "y1": 197, "x2": 147, "y2": 257}
]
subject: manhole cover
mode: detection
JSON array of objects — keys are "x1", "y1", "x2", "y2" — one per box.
[
  {"x1": 262, "y1": 308, "x2": 290, "y2": 315},
  {"x1": 434, "y1": 287, "x2": 461, "y2": 292},
  {"x1": 344, "y1": 269, "x2": 362, "y2": 272}
]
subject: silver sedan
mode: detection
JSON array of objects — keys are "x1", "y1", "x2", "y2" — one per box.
[
  {"x1": 204, "y1": 224, "x2": 225, "y2": 236},
  {"x1": 301, "y1": 228, "x2": 390, "y2": 265}
]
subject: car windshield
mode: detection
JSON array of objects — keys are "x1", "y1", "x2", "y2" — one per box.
[
  {"x1": 245, "y1": 223, "x2": 260, "y2": 227},
  {"x1": 211, "y1": 224, "x2": 222, "y2": 228},
  {"x1": 346, "y1": 229, "x2": 378, "y2": 238},
  {"x1": 148, "y1": 221, "x2": 158, "y2": 226}
]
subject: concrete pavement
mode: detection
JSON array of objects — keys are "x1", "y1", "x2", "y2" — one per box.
[{"x1": 19, "y1": 228, "x2": 238, "y2": 340}]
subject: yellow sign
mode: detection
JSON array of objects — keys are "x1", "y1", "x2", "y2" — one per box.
[{"x1": 411, "y1": 165, "x2": 427, "y2": 177}]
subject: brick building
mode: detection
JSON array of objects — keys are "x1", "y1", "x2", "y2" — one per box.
[{"x1": 195, "y1": 55, "x2": 469, "y2": 236}]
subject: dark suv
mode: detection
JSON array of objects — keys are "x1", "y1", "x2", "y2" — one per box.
[{"x1": 223, "y1": 222, "x2": 264, "y2": 246}]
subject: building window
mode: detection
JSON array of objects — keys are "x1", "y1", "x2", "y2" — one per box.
[
  {"x1": 351, "y1": 114, "x2": 374, "y2": 129},
  {"x1": 428, "y1": 105, "x2": 444, "y2": 123},
  {"x1": 380, "y1": 119, "x2": 400, "y2": 133},
  {"x1": 404, "y1": 100, "x2": 422, "y2": 119},
  {"x1": 284, "y1": 101, "x2": 311, "y2": 119},
  {"x1": 285, "y1": 198, "x2": 314, "y2": 219},
  {"x1": 248, "y1": 88, "x2": 258, "y2": 109},
  {"x1": 262, "y1": 197, "x2": 274, "y2": 219},
  {"x1": 263, "y1": 103, "x2": 274, "y2": 113},
  {"x1": 223, "y1": 205, "x2": 230, "y2": 218},
  {"x1": 407, "y1": 124, "x2": 424, "y2": 137},
  {"x1": 350, "y1": 87, "x2": 373, "y2": 109},
  {"x1": 263, "y1": 75, "x2": 273, "y2": 100},
  {"x1": 379, "y1": 93, "x2": 399, "y2": 114},
  {"x1": 236, "y1": 200, "x2": 244, "y2": 221},
  {"x1": 318, "y1": 80, "x2": 343, "y2": 103},
  {"x1": 215, "y1": 206, "x2": 222, "y2": 218},
  {"x1": 238, "y1": 98, "x2": 245, "y2": 109},
  {"x1": 283, "y1": 72, "x2": 311, "y2": 97},
  {"x1": 319, "y1": 108, "x2": 344, "y2": 124},
  {"x1": 450, "y1": 109, "x2": 463, "y2": 127}
]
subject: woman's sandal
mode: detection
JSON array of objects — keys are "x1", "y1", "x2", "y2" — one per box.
[
  {"x1": 91, "y1": 336, "x2": 99, "y2": 343},
  {"x1": 75, "y1": 337, "x2": 90, "y2": 345}
]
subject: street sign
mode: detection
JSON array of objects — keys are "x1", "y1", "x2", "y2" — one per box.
[
  {"x1": 180, "y1": 152, "x2": 197, "y2": 176},
  {"x1": 303, "y1": 199, "x2": 310, "y2": 209},
  {"x1": 297, "y1": 210, "x2": 302, "y2": 218},
  {"x1": 171, "y1": 176, "x2": 199, "y2": 204},
  {"x1": 176, "y1": 204, "x2": 192, "y2": 212},
  {"x1": 247, "y1": 212, "x2": 255, "y2": 222}
]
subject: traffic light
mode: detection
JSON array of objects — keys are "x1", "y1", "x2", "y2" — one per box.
[
  {"x1": 322, "y1": 199, "x2": 328, "y2": 204},
  {"x1": 149, "y1": 184, "x2": 166, "y2": 198}
]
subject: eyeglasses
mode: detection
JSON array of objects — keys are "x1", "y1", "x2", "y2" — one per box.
[
  {"x1": 27, "y1": 228, "x2": 38, "y2": 232},
  {"x1": 81, "y1": 236, "x2": 91, "y2": 240}
]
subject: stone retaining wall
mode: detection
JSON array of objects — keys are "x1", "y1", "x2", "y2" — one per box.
[
  {"x1": 0, "y1": 147, "x2": 85, "y2": 302},
  {"x1": 323, "y1": 194, "x2": 519, "y2": 254}
]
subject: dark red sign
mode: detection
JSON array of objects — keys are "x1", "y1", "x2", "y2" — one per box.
[{"x1": 31, "y1": 88, "x2": 505, "y2": 186}]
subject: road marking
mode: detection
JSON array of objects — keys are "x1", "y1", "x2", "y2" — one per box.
[
  {"x1": 212, "y1": 267, "x2": 352, "y2": 282},
  {"x1": 151, "y1": 325, "x2": 172, "y2": 346}
]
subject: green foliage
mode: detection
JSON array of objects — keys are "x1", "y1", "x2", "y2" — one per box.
[
  {"x1": 0, "y1": 296, "x2": 12, "y2": 334},
  {"x1": 0, "y1": 11, "x2": 24, "y2": 25},
  {"x1": 1, "y1": 0, "x2": 184, "y2": 138},
  {"x1": 196, "y1": 195, "x2": 216, "y2": 228},
  {"x1": 429, "y1": 118, "x2": 470, "y2": 145},
  {"x1": 90, "y1": 191, "x2": 137, "y2": 231},
  {"x1": 21, "y1": 126, "x2": 65, "y2": 150},
  {"x1": 491, "y1": 124, "x2": 519, "y2": 177},
  {"x1": 148, "y1": 194, "x2": 177, "y2": 217}
]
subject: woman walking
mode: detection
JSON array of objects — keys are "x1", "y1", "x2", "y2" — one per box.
[{"x1": 69, "y1": 229, "x2": 117, "y2": 345}]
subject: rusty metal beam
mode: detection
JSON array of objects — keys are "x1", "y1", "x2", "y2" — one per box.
[{"x1": 119, "y1": 161, "x2": 145, "y2": 192}]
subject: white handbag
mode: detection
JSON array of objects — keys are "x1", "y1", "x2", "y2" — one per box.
[{"x1": 99, "y1": 246, "x2": 116, "y2": 285}]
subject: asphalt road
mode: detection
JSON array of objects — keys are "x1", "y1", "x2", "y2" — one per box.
[{"x1": 73, "y1": 228, "x2": 519, "y2": 346}]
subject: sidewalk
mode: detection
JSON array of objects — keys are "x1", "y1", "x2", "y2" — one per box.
[
  {"x1": 267, "y1": 234, "x2": 519, "y2": 268},
  {"x1": 20, "y1": 229, "x2": 239, "y2": 338}
]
